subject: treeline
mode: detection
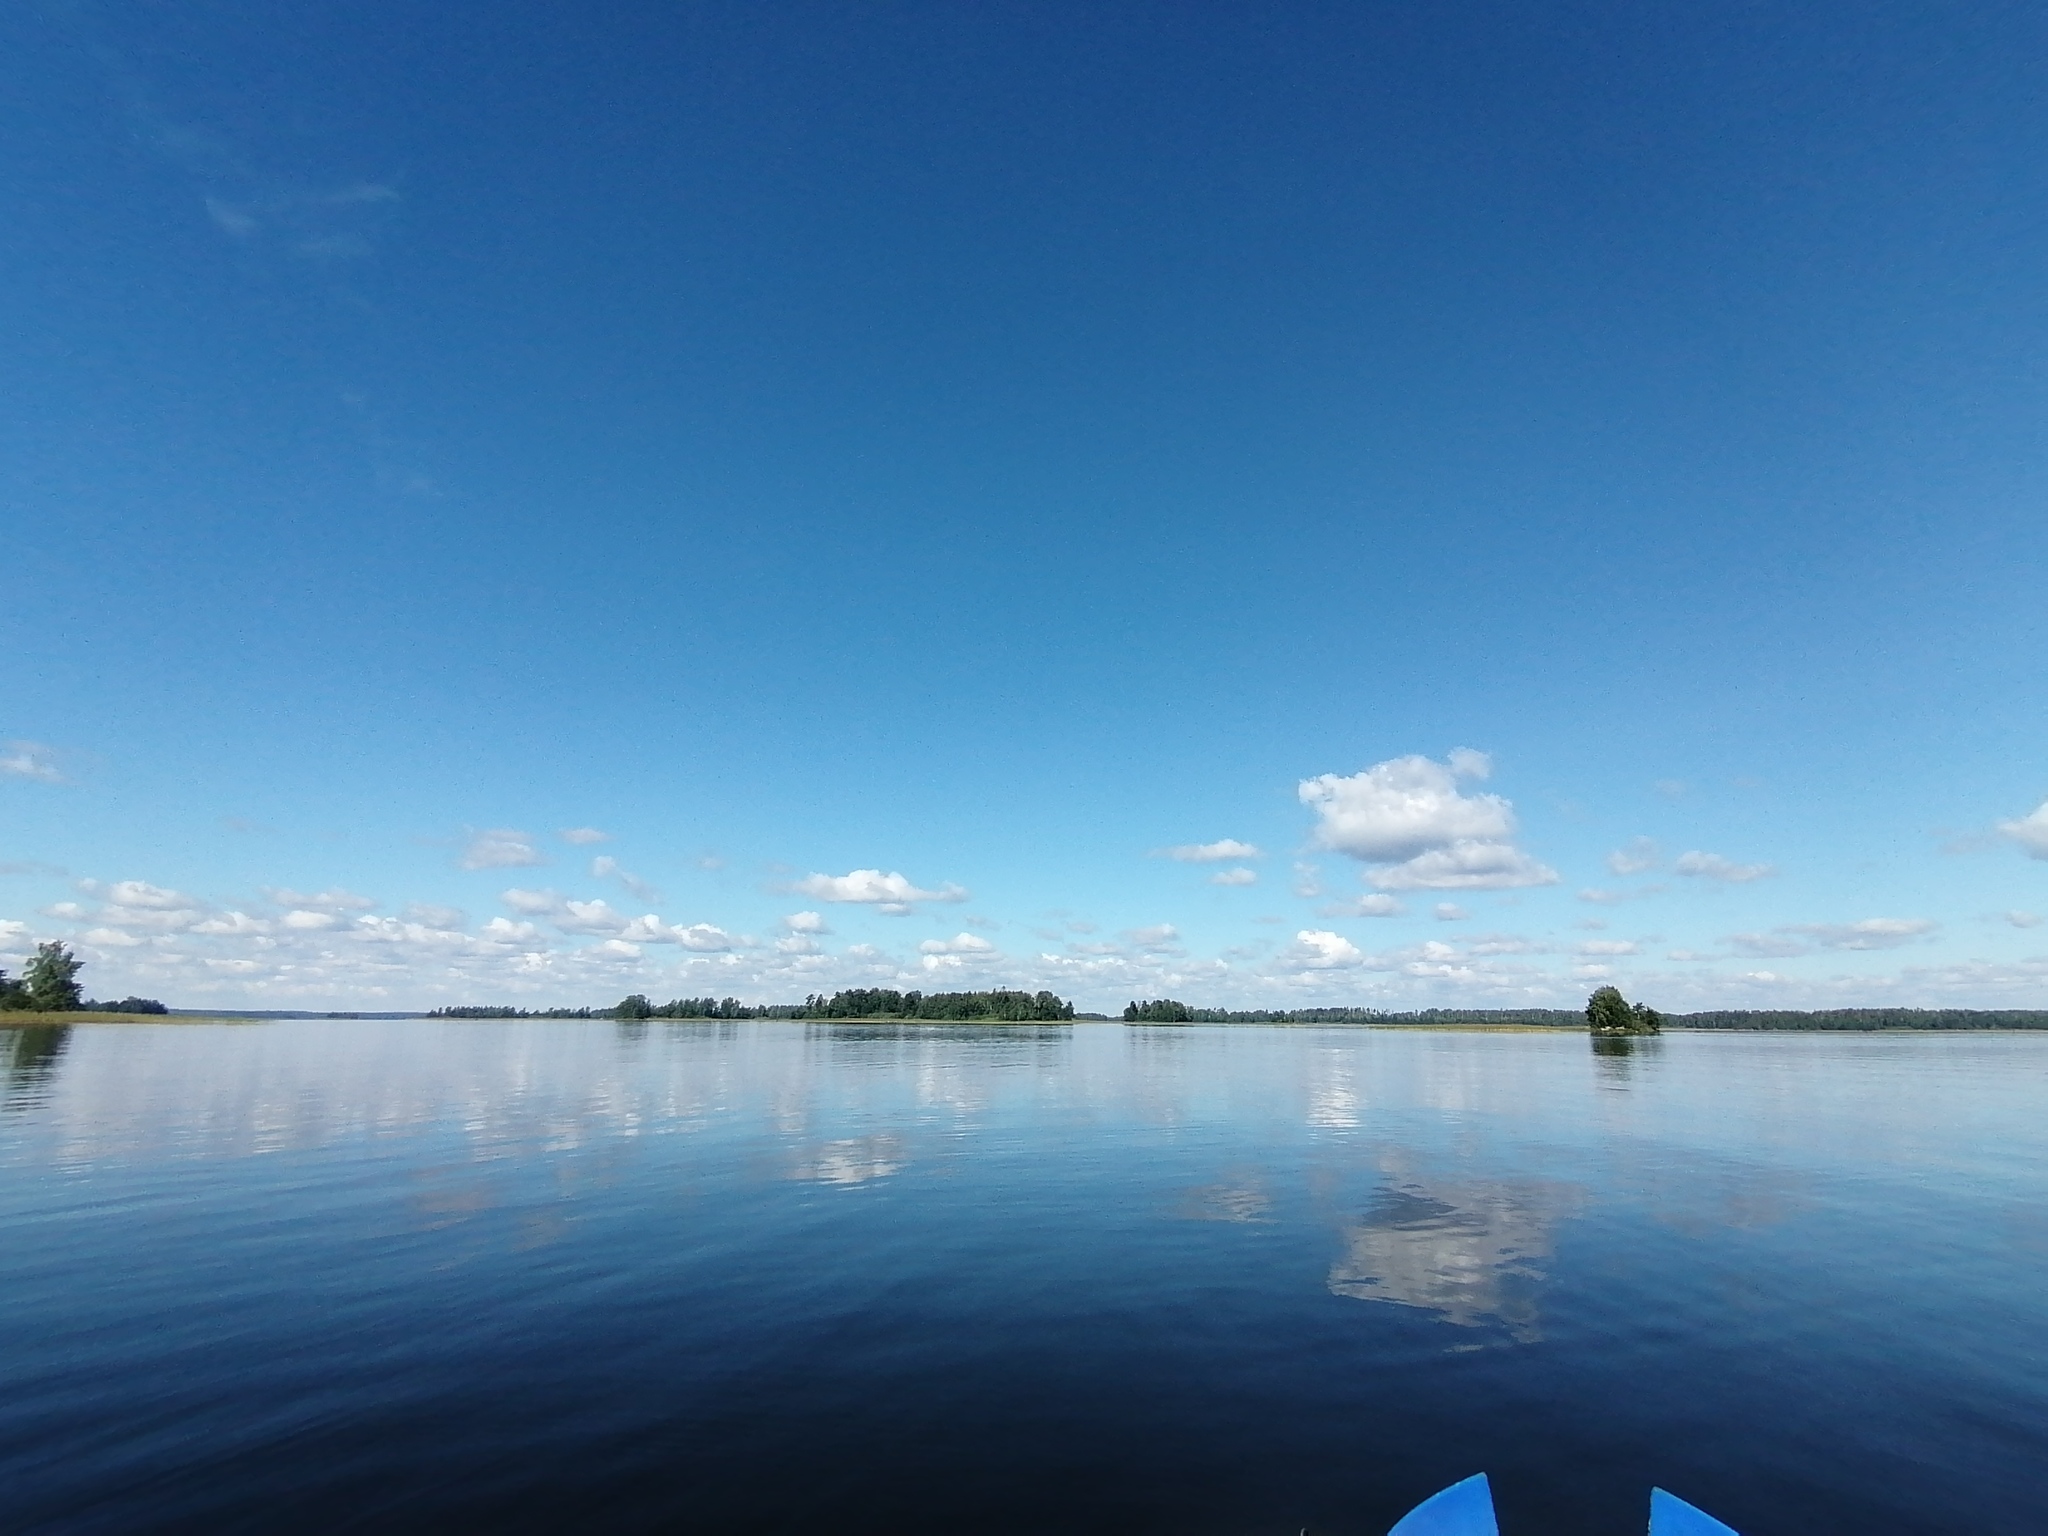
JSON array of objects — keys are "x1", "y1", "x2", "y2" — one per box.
[
  {"x1": 804, "y1": 988, "x2": 1074, "y2": 1021},
  {"x1": 0, "y1": 943, "x2": 165, "y2": 1015},
  {"x1": 1121, "y1": 999, "x2": 2048, "y2": 1030},
  {"x1": 1124, "y1": 1000, "x2": 1586, "y2": 1025},
  {"x1": 1673, "y1": 1009, "x2": 2048, "y2": 1031},
  {"x1": 433, "y1": 989, "x2": 1077, "y2": 1022}
]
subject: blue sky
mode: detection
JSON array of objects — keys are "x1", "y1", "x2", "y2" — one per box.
[{"x1": 3, "y1": 0, "x2": 2045, "y2": 1011}]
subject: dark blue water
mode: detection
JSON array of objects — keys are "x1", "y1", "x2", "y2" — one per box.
[{"x1": 3, "y1": 1021, "x2": 2045, "y2": 1535}]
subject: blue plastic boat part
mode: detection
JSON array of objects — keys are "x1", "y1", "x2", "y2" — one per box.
[
  {"x1": 1386, "y1": 1473, "x2": 1500, "y2": 1536},
  {"x1": 1383, "y1": 1477, "x2": 1738, "y2": 1536},
  {"x1": 1647, "y1": 1488, "x2": 1739, "y2": 1535}
]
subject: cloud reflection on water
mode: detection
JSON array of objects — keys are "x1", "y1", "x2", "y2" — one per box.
[{"x1": 1328, "y1": 1172, "x2": 1585, "y2": 1340}]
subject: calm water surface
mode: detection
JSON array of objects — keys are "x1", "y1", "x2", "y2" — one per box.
[{"x1": 2, "y1": 1021, "x2": 2045, "y2": 1535}]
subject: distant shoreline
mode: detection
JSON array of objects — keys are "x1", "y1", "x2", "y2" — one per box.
[{"x1": 8, "y1": 1011, "x2": 2047, "y2": 1032}]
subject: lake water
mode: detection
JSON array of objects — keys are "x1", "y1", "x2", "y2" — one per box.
[{"x1": 2, "y1": 1021, "x2": 2045, "y2": 1535}]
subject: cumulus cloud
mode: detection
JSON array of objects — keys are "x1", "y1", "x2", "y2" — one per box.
[
  {"x1": 1281, "y1": 930, "x2": 1367, "y2": 969},
  {"x1": 1606, "y1": 837, "x2": 1659, "y2": 876},
  {"x1": 0, "y1": 741, "x2": 63, "y2": 783},
  {"x1": 793, "y1": 869, "x2": 968, "y2": 913},
  {"x1": 1999, "y1": 800, "x2": 2048, "y2": 859},
  {"x1": 1157, "y1": 839, "x2": 1263, "y2": 863},
  {"x1": 783, "y1": 911, "x2": 829, "y2": 934},
  {"x1": 918, "y1": 933, "x2": 995, "y2": 955},
  {"x1": 1300, "y1": 751, "x2": 1558, "y2": 891},
  {"x1": 1210, "y1": 868, "x2": 1258, "y2": 887},
  {"x1": 2010, "y1": 910, "x2": 2043, "y2": 929},
  {"x1": 1434, "y1": 903, "x2": 1468, "y2": 921},
  {"x1": 1576, "y1": 939, "x2": 1640, "y2": 956},
  {"x1": 501, "y1": 887, "x2": 560, "y2": 915},
  {"x1": 559, "y1": 827, "x2": 610, "y2": 845},
  {"x1": 461, "y1": 830, "x2": 543, "y2": 870},
  {"x1": 1675, "y1": 851, "x2": 1775, "y2": 883}
]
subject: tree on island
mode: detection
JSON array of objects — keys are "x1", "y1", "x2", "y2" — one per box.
[
  {"x1": 23, "y1": 942, "x2": 84, "y2": 1012},
  {"x1": 1586, "y1": 985, "x2": 1662, "y2": 1035},
  {"x1": 1123, "y1": 998, "x2": 1193, "y2": 1023}
]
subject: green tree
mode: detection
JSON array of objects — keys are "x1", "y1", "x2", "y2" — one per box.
[
  {"x1": 615, "y1": 993, "x2": 653, "y2": 1020},
  {"x1": 22, "y1": 943, "x2": 84, "y2": 1012},
  {"x1": 1586, "y1": 985, "x2": 1659, "y2": 1035},
  {"x1": 0, "y1": 968, "x2": 28, "y2": 1011}
]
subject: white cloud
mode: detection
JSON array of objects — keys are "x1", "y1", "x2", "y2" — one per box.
[
  {"x1": 1675, "y1": 851, "x2": 1775, "y2": 883},
  {"x1": 794, "y1": 869, "x2": 968, "y2": 911},
  {"x1": 1282, "y1": 930, "x2": 1368, "y2": 969},
  {"x1": 918, "y1": 933, "x2": 995, "y2": 955},
  {"x1": 783, "y1": 911, "x2": 829, "y2": 934},
  {"x1": 1210, "y1": 867, "x2": 1258, "y2": 886},
  {"x1": 104, "y1": 880, "x2": 195, "y2": 910},
  {"x1": 1606, "y1": 837, "x2": 1659, "y2": 876},
  {"x1": 2010, "y1": 910, "x2": 2043, "y2": 929},
  {"x1": 192, "y1": 911, "x2": 271, "y2": 936},
  {"x1": 0, "y1": 918, "x2": 30, "y2": 947},
  {"x1": 591, "y1": 856, "x2": 660, "y2": 904},
  {"x1": 1576, "y1": 939, "x2": 1640, "y2": 956},
  {"x1": 1727, "y1": 932, "x2": 1811, "y2": 958},
  {"x1": 1321, "y1": 894, "x2": 1404, "y2": 918},
  {"x1": 1719, "y1": 919, "x2": 1930, "y2": 960},
  {"x1": 1158, "y1": 839, "x2": 1263, "y2": 863},
  {"x1": 1998, "y1": 800, "x2": 2048, "y2": 859},
  {"x1": 667, "y1": 923, "x2": 734, "y2": 952},
  {"x1": 1366, "y1": 841, "x2": 1560, "y2": 892},
  {"x1": 559, "y1": 827, "x2": 611, "y2": 845},
  {"x1": 461, "y1": 830, "x2": 542, "y2": 870},
  {"x1": 1301, "y1": 751, "x2": 1558, "y2": 891},
  {"x1": 501, "y1": 887, "x2": 560, "y2": 915},
  {"x1": 264, "y1": 886, "x2": 377, "y2": 912},
  {"x1": 281, "y1": 909, "x2": 341, "y2": 931},
  {"x1": 1434, "y1": 903, "x2": 1468, "y2": 921},
  {"x1": 401, "y1": 903, "x2": 467, "y2": 930},
  {"x1": 0, "y1": 741, "x2": 64, "y2": 783},
  {"x1": 1784, "y1": 918, "x2": 1936, "y2": 951},
  {"x1": 1126, "y1": 924, "x2": 1181, "y2": 951}
]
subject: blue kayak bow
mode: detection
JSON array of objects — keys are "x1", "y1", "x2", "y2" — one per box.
[{"x1": 1386, "y1": 1474, "x2": 1737, "y2": 1535}]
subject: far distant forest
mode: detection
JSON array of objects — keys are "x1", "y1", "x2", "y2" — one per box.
[
  {"x1": 1122, "y1": 1000, "x2": 2048, "y2": 1030},
  {"x1": 432, "y1": 989, "x2": 1077, "y2": 1023}
]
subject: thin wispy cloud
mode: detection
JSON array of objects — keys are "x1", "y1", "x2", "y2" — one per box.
[
  {"x1": 1156, "y1": 839, "x2": 1263, "y2": 863},
  {"x1": 1675, "y1": 851, "x2": 1774, "y2": 883},
  {"x1": 1, "y1": 742, "x2": 64, "y2": 783},
  {"x1": 1999, "y1": 799, "x2": 2048, "y2": 859},
  {"x1": 460, "y1": 830, "x2": 543, "y2": 870},
  {"x1": 1606, "y1": 837, "x2": 1659, "y2": 876}
]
